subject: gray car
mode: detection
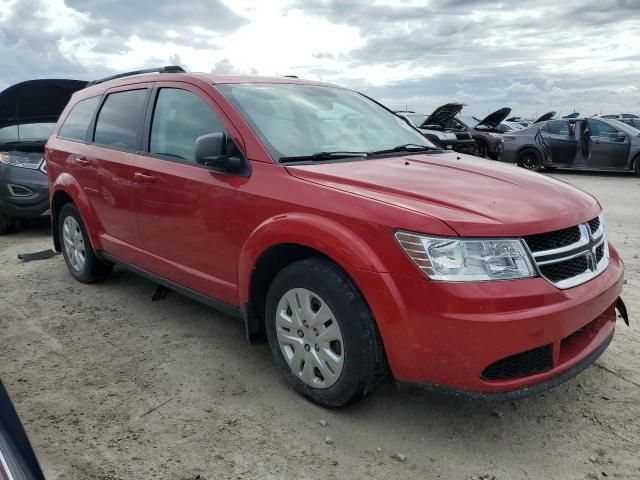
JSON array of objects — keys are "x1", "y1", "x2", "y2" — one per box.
[
  {"x1": 500, "y1": 117, "x2": 640, "y2": 174},
  {"x1": 0, "y1": 78, "x2": 86, "y2": 233}
]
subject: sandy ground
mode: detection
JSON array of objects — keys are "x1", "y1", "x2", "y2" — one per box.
[{"x1": 1, "y1": 171, "x2": 639, "y2": 480}]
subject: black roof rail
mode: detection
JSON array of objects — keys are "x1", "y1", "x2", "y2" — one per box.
[{"x1": 87, "y1": 65, "x2": 185, "y2": 86}]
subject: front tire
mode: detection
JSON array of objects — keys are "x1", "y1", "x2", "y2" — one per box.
[
  {"x1": 265, "y1": 258, "x2": 386, "y2": 408},
  {"x1": 58, "y1": 203, "x2": 112, "y2": 283},
  {"x1": 475, "y1": 141, "x2": 488, "y2": 158},
  {"x1": 517, "y1": 148, "x2": 543, "y2": 171}
]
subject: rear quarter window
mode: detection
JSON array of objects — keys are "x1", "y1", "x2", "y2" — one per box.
[
  {"x1": 58, "y1": 96, "x2": 101, "y2": 141},
  {"x1": 94, "y1": 89, "x2": 148, "y2": 150}
]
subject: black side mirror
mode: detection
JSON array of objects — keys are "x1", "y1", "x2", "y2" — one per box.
[
  {"x1": 195, "y1": 132, "x2": 226, "y2": 166},
  {"x1": 195, "y1": 133, "x2": 248, "y2": 175}
]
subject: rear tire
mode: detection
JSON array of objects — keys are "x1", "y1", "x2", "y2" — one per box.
[
  {"x1": 265, "y1": 258, "x2": 387, "y2": 408},
  {"x1": 475, "y1": 141, "x2": 488, "y2": 158},
  {"x1": 517, "y1": 148, "x2": 543, "y2": 171},
  {"x1": 58, "y1": 203, "x2": 112, "y2": 283}
]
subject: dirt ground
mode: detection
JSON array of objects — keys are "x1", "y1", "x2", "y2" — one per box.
[{"x1": 1, "y1": 171, "x2": 638, "y2": 480}]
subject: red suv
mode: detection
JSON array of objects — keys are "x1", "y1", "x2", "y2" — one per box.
[{"x1": 47, "y1": 67, "x2": 627, "y2": 408}]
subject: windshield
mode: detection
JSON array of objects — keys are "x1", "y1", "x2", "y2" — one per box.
[
  {"x1": 218, "y1": 83, "x2": 436, "y2": 160},
  {"x1": 606, "y1": 118, "x2": 640, "y2": 136},
  {"x1": 0, "y1": 122, "x2": 56, "y2": 143}
]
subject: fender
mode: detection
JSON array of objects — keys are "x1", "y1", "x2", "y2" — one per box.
[
  {"x1": 237, "y1": 212, "x2": 389, "y2": 306},
  {"x1": 50, "y1": 173, "x2": 104, "y2": 251}
]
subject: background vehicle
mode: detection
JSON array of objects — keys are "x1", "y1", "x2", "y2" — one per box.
[
  {"x1": 598, "y1": 113, "x2": 640, "y2": 130},
  {"x1": 0, "y1": 381, "x2": 45, "y2": 480},
  {"x1": 400, "y1": 104, "x2": 477, "y2": 155},
  {"x1": 501, "y1": 116, "x2": 640, "y2": 173},
  {"x1": 457, "y1": 107, "x2": 511, "y2": 159},
  {"x1": 48, "y1": 68, "x2": 625, "y2": 408},
  {"x1": 0, "y1": 79, "x2": 86, "y2": 234},
  {"x1": 507, "y1": 116, "x2": 533, "y2": 127}
]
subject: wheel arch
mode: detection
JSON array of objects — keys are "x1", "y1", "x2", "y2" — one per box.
[
  {"x1": 239, "y1": 213, "x2": 389, "y2": 345},
  {"x1": 50, "y1": 174, "x2": 103, "y2": 252}
]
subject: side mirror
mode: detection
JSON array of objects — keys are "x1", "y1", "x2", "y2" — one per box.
[
  {"x1": 195, "y1": 132, "x2": 249, "y2": 176},
  {"x1": 195, "y1": 132, "x2": 227, "y2": 167},
  {"x1": 609, "y1": 131, "x2": 626, "y2": 142}
]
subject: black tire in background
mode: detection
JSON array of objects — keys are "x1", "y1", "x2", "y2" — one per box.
[
  {"x1": 475, "y1": 141, "x2": 488, "y2": 158},
  {"x1": 265, "y1": 257, "x2": 387, "y2": 408},
  {"x1": 58, "y1": 203, "x2": 113, "y2": 283},
  {"x1": 517, "y1": 148, "x2": 544, "y2": 171}
]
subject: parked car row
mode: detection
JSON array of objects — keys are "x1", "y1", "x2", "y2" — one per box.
[{"x1": 397, "y1": 103, "x2": 640, "y2": 174}]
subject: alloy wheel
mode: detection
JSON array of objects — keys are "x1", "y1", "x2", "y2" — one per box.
[
  {"x1": 519, "y1": 151, "x2": 542, "y2": 170},
  {"x1": 275, "y1": 288, "x2": 345, "y2": 389},
  {"x1": 62, "y1": 216, "x2": 86, "y2": 272}
]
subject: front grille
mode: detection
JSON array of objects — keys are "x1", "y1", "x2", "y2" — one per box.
[
  {"x1": 524, "y1": 216, "x2": 608, "y2": 289},
  {"x1": 481, "y1": 344, "x2": 553, "y2": 380},
  {"x1": 524, "y1": 226, "x2": 581, "y2": 253},
  {"x1": 539, "y1": 255, "x2": 589, "y2": 283}
]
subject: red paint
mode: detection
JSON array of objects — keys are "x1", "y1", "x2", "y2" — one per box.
[{"x1": 46, "y1": 73, "x2": 625, "y2": 395}]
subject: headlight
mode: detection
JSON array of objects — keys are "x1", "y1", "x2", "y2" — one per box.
[
  {"x1": 395, "y1": 231, "x2": 535, "y2": 281},
  {"x1": 0, "y1": 152, "x2": 44, "y2": 170},
  {"x1": 487, "y1": 132, "x2": 503, "y2": 138}
]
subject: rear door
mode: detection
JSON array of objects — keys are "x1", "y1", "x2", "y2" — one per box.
[
  {"x1": 539, "y1": 120, "x2": 577, "y2": 165},
  {"x1": 586, "y1": 119, "x2": 630, "y2": 169},
  {"x1": 133, "y1": 83, "x2": 245, "y2": 305},
  {"x1": 88, "y1": 84, "x2": 152, "y2": 263}
]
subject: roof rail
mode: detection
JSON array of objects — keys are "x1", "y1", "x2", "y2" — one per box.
[{"x1": 87, "y1": 65, "x2": 185, "y2": 86}]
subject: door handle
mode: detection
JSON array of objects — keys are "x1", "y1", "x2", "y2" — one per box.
[
  {"x1": 134, "y1": 172, "x2": 156, "y2": 184},
  {"x1": 76, "y1": 157, "x2": 91, "y2": 167}
]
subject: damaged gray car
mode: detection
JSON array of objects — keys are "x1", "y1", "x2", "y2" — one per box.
[{"x1": 500, "y1": 116, "x2": 640, "y2": 174}]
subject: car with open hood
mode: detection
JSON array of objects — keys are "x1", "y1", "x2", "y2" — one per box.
[
  {"x1": 0, "y1": 79, "x2": 86, "y2": 234},
  {"x1": 501, "y1": 116, "x2": 640, "y2": 173},
  {"x1": 457, "y1": 107, "x2": 512, "y2": 159},
  {"x1": 399, "y1": 103, "x2": 477, "y2": 155},
  {"x1": 47, "y1": 67, "x2": 627, "y2": 408}
]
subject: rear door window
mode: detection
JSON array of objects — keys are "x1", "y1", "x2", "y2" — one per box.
[
  {"x1": 149, "y1": 88, "x2": 226, "y2": 163},
  {"x1": 545, "y1": 120, "x2": 572, "y2": 136},
  {"x1": 59, "y1": 96, "x2": 101, "y2": 141},
  {"x1": 94, "y1": 89, "x2": 148, "y2": 150}
]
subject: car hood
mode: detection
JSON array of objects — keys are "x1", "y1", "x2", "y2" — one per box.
[
  {"x1": 476, "y1": 107, "x2": 512, "y2": 129},
  {"x1": 420, "y1": 103, "x2": 464, "y2": 127},
  {"x1": 532, "y1": 111, "x2": 556, "y2": 124},
  {"x1": 286, "y1": 154, "x2": 600, "y2": 237},
  {"x1": 0, "y1": 79, "x2": 87, "y2": 130}
]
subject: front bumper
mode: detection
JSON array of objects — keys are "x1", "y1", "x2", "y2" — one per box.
[
  {"x1": 357, "y1": 244, "x2": 625, "y2": 396},
  {"x1": 0, "y1": 163, "x2": 49, "y2": 219}
]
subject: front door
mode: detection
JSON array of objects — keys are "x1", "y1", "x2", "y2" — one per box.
[
  {"x1": 586, "y1": 119, "x2": 630, "y2": 169},
  {"x1": 540, "y1": 120, "x2": 577, "y2": 165},
  {"x1": 133, "y1": 84, "x2": 245, "y2": 306}
]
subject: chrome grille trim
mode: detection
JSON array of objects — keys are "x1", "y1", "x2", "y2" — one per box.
[{"x1": 525, "y1": 215, "x2": 609, "y2": 289}]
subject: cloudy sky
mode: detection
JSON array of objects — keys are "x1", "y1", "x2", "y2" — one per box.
[{"x1": 1, "y1": 0, "x2": 639, "y2": 117}]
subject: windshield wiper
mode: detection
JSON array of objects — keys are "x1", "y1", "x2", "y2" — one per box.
[
  {"x1": 369, "y1": 144, "x2": 439, "y2": 156},
  {"x1": 280, "y1": 151, "x2": 369, "y2": 163}
]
